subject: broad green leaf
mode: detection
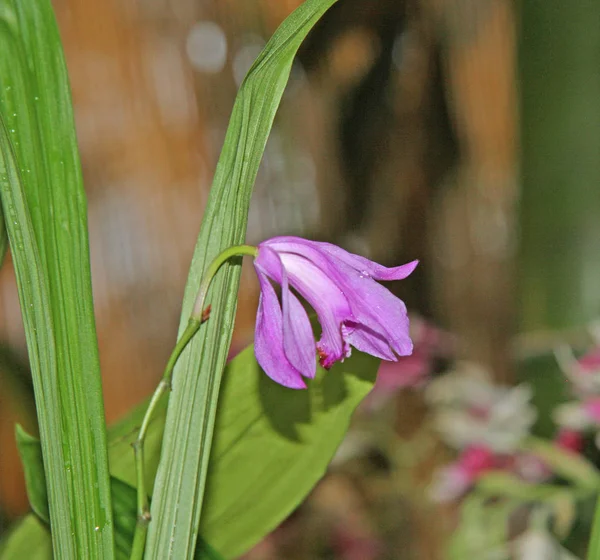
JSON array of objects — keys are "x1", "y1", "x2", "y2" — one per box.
[
  {"x1": 0, "y1": 489, "x2": 223, "y2": 560},
  {"x1": 0, "y1": 515, "x2": 52, "y2": 560},
  {"x1": 15, "y1": 424, "x2": 48, "y2": 523},
  {"x1": 109, "y1": 345, "x2": 378, "y2": 559},
  {"x1": 10, "y1": 434, "x2": 132, "y2": 558},
  {"x1": 0, "y1": 1, "x2": 113, "y2": 558},
  {"x1": 200, "y1": 347, "x2": 378, "y2": 558},
  {"x1": 0, "y1": 343, "x2": 37, "y2": 429},
  {"x1": 147, "y1": 1, "x2": 338, "y2": 557}
]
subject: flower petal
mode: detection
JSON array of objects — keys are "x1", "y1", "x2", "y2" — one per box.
[
  {"x1": 261, "y1": 249, "x2": 352, "y2": 367},
  {"x1": 257, "y1": 246, "x2": 351, "y2": 369},
  {"x1": 255, "y1": 247, "x2": 316, "y2": 377},
  {"x1": 262, "y1": 236, "x2": 418, "y2": 281},
  {"x1": 342, "y1": 322, "x2": 396, "y2": 361},
  {"x1": 281, "y1": 264, "x2": 317, "y2": 379},
  {"x1": 259, "y1": 238, "x2": 413, "y2": 356},
  {"x1": 279, "y1": 253, "x2": 353, "y2": 368},
  {"x1": 254, "y1": 269, "x2": 306, "y2": 389},
  {"x1": 429, "y1": 463, "x2": 472, "y2": 503},
  {"x1": 319, "y1": 244, "x2": 418, "y2": 281},
  {"x1": 347, "y1": 279, "x2": 413, "y2": 356}
]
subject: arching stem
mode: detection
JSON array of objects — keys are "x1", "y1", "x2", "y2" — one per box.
[{"x1": 129, "y1": 244, "x2": 258, "y2": 560}]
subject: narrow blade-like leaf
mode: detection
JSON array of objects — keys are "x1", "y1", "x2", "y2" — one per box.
[
  {"x1": 0, "y1": 1, "x2": 114, "y2": 557},
  {"x1": 146, "y1": 1, "x2": 338, "y2": 557}
]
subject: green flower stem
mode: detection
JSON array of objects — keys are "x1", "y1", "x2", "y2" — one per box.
[
  {"x1": 129, "y1": 244, "x2": 258, "y2": 560},
  {"x1": 191, "y1": 244, "x2": 258, "y2": 320}
]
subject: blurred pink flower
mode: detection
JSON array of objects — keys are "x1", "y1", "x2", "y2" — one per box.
[
  {"x1": 430, "y1": 445, "x2": 496, "y2": 502},
  {"x1": 554, "y1": 345, "x2": 600, "y2": 448},
  {"x1": 426, "y1": 366, "x2": 563, "y2": 502},
  {"x1": 584, "y1": 397, "x2": 600, "y2": 422},
  {"x1": 426, "y1": 364, "x2": 537, "y2": 453},
  {"x1": 555, "y1": 429, "x2": 584, "y2": 454},
  {"x1": 331, "y1": 525, "x2": 382, "y2": 560},
  {"x1": 577, "y1": 348, "x2": 600, "y2": 372},
  {"x1": 430, "y1": 444, "x2": 557, "y2": 503},
  {"x1": 460, "y1": 444, "x2": 496, "y2": 473}
]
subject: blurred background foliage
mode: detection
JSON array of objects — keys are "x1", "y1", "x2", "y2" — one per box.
[{"x1": 0, "y1": 0, "x2": 598, "y2": 558}]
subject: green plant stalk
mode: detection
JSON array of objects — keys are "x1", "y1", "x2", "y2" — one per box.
[{"x1": 129, "y1": 245, "x2": 257, "y2": 560}]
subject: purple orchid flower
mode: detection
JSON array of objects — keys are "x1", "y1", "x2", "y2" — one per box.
[{"x1": 253, "y1": 236, "x2": 418, "y2": 389}]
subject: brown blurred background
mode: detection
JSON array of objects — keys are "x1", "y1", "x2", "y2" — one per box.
[{"x1": 0, "y1": 0, "x2": 546, "y2": 556}]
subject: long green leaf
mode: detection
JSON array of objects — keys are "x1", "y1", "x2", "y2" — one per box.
[
  {"x1": 0, "y1": 1, "x2": 113, "y2": 557},
  {"x1": 146, "y1": 1, "x2": 338, "y2": 557}
]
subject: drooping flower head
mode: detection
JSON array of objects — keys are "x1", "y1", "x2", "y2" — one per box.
[{"x1": 252, "y1": 236, "x2": 418, "y2": 389}]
